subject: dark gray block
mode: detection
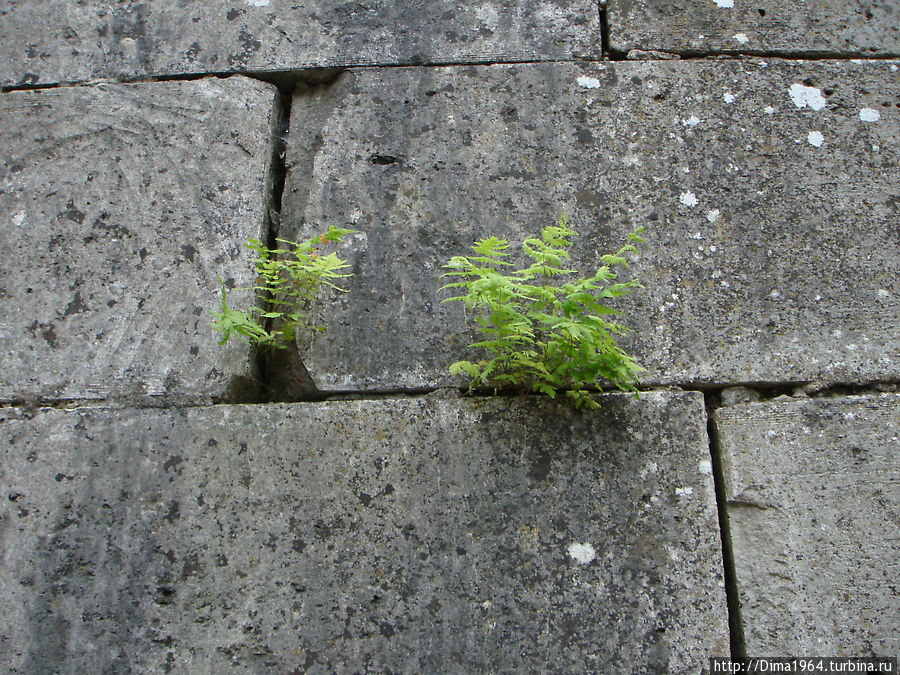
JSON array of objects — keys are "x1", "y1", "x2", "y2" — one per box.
[
  {"x1": 282, "y1": 60, "x2": 899, "y2": 392},
  {"x1": 714, "y1": 394, "x2": 900, "y2": 655},
  {"x1": 607, "y1": 0, "x2": 900, "y2": 56},
  {"x1": 0, "y1": 0, "x2": 600, "y2": 88},
  {"x1": 0, "y1": 77, "x2": 277, "y2": 403},
  {"x1": 0, "y1": 391, "x2": 728, "y2": 673}
]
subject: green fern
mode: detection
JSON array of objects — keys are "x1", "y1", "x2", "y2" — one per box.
[
  {"x1": 441, "y1": 215, "x2": 644, "y2": 408},
  {"x1": 211, "y1": 225, "x2": 356, "y2": 349}
]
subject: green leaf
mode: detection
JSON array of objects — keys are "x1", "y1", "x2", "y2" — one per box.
[
  {"x1": 212, "y1": 229, "x2": 356, "y2": 350},
  {"x1": 439, "y1": 214, "x2": 644, "y2": 405}
]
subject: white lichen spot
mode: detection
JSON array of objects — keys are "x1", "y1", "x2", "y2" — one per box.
[
  {"x1": 892, "y1": 65, "x2": 899, "y2": 72},
  {"x1": 723, "y1": 92, "x2": 736, "y2": 104},
  {"x1": 11, "y1": 211, "x2": 25, "y2": 228},
  {"x1": 733, "y1": 33, "x2": 749, "y2": 44},
  {"x1": 764, "y1": 106, "x2": 776, "y2": 114},
  {"x1": 675, "y1": 487, "x2": 693, "y2": 497},
  {"x1": 245, "y1": 0, "x2": 269, "y2": 5},
  {"x1": 577, "y1": 75, "x2": 602, "y2": 89},
  {"x1": 640, "y1": 461, "x2": 659, "y2": 477},
  {"x1": 689, "y1": 231, "x2": 703, "y2": 239},
  {"x1": 877, "y1": 289, "x2": 891, "y2": 300},
  {"x1": 568, "y1": 542, "x2": 596, "y2": 565},
  {"x1": 859, "y1": 108, "x2": 881, "y2": 122},
  {"x1": 807, "y1": 130, "x2": 824, "y2": 147},
  {"x1": 789, "y1": 83, "x2": 826, "y2": 111},
  {"x1": 706, "y1": 209, "x2": 720, "y2": 223},
  {"x1": 680, "y1": 191, "x2": 699, "y2": 207},
  {"x1": 683, "y1": 115, "x2": 701, "y2": 127},
  {"x1": 714, "y1": 0, "x2": 734, "y2": 8},
  {"x1": 699, "y1": 460, "x2": 713, "y2": 475}
]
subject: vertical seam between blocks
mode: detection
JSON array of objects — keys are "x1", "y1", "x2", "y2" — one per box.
[{"x1": 705, "y1": 392, "x2": 747, "y2": 658}]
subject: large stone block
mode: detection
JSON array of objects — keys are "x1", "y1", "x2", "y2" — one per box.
[
  {"x1": 713, "y1": 393, "x2": 900, "y2": 655},
  {"x1": 0, "y1": 0, "x2": 600, "y2": 88},
  {"x1": 607, "y1": 0, "x2": 900, "y2": 56},
  {"x1": 0, "y1": 77, "x2": 277, "y2": 403},
  {"x1": 283, "y1": 60, "x2": 899, "y2": 392},
  {"x1": 0, "y1": 391, "x2": 728, "y2": 673}
]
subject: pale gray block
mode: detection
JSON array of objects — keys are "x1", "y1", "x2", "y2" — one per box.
[
  {"x1": 282, "y1": 60, "x2": 899, "y2": 392},
  {"x1": 607, "y1": 0, "x2": 900, "y2": 56},
  {"x1": 0, "y1": 391, "x2": 728, "y2": 673},
  {"x1": 714, "y1": 394, "x2": 900, "y2": 655},
  {"x1": 0, "y1": 77, "x2": 277, "y2": 403},
  {"x1": 0, "y1": 0, "x2": 601, "y2": 88}
]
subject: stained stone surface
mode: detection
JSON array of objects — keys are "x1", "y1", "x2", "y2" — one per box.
[
  {"x1": 0, "y1": 76, "x2": 276, "y2": 403},
  {"x1": 714, "y1": 394, "x2": 900, "y2": 656},
  {"x1": 282, "y1": 60, "x2": 899, "y2": 392},
  {"x1": 607, "y1": 0, "x2": 900, "y2": 56},
  {"x1": 0, "y1": 0, "x2": 600, "y2": 89},
  {"x1": 0, "y1": 392, "x2": 728, "y2": 673}
]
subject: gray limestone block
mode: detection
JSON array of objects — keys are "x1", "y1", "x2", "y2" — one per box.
[
  {"x1": 607, "y1": 0, "x2": 900, "y2": 56},
  {"x1": 0, "y1": 391, "x2": 728, "y2": 673},
  {"x1": 0, "y1": 0, "x2": 601, "y2": 88},
  {"x1": 0, "y1": 77, "x2": 277, "y2": 403},
  {"x1": 282, "y1": 60, "x2": 899, "y2": 392},
  {"x1": 713, "y1": 393, "x2": 900, "y2": 655}
]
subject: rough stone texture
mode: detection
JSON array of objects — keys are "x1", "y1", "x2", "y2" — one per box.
[
  {"x1": 283, "y1": 60, "x2": 899, "y2": 392},
  {"x1": 0, "y1": 77, "x2": 276, "y2": 403},
  {"x1": 607, "y1": 0, "x2": 900, "y2": 56},
  {"x1": 0, "y1": 0, "x2": 600, "y2": 89},
  {"x1": 0, "y1": 391, "x2": 728, "y2": 673},
  {"x1": 714, "y1": 394, "x2": 900, "y2": 656}
]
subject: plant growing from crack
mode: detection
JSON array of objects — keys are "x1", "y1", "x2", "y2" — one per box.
[
  {"x1": 440, "y1": 215, "x2": 644, "y2": 409},
  {"x1": 211, "y1": 225, "x2": 357, "y2": 349}
]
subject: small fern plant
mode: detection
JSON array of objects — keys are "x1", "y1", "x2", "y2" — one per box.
[
  {"x1": 440, "y1": 215, "x2": 644, "y2": 409},
  {"x1": 211, "y1": 225, "x2": 356, "y2": 349}
]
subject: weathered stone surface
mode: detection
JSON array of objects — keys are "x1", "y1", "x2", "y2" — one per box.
[
  {"x1": 607, "y1": 0, "x2": 900, "y2": 56},
  {"x1": 283, "y1": 60, "x2": 899, "y2": 392},
  {"x1": 0, "y1": 0, "x2": 600, "y2": 88},
  {"x1": 713, "y1": 394, "x2": 900, "y2": 655},
  {"x1": 0, "y1": 77, "x2": 276, "y2": 403},
  {"x1": 0, "y1": 392, "x2": 728, "y2": 673}
]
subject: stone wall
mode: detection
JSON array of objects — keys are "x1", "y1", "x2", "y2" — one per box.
[{"x1": 1, "y1": 1, "x2": 897, "y2": 672}]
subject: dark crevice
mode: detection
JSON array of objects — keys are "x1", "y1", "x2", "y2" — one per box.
[
  {"x1": 7, "y1": 380, "x2": 897, "y2": 411},
  {"x1": 803, "y1": 381, "x2": 900, "y2": 398},
  {"x1": 598, "y1": 2, "x2": 610, "y2": 59},
  {"x1": 4, "y1": 53, "x2": 898, "y2": 93},
  {"x1": 626, "y1": 49, "x2": 899, "y2": 61},
  {"x1": 680, "y1": 380, "x2": 900, "y2": 405},
  {"x1": 369, "y1": 153, "x2": 400, "y2": 166},
  {"x1": 704, "y1": 391, "x2": 747, "y2": 658},
  {"x1": 250, "y1": 81, "x2": 303, "y2": 404},
  {"x1": 1, "y1": 80, "x2": 76, "y2": 93},
  {"x1": 1, "y1": 67, "x2": 345, "y2": 93},
  {"x1": 8, "y1": 380, "x2": 897, "y2": 411},
  {"x1": 0, "y1": 395, "x2": 237, "y2": 412},
  {"x1": 598, "y1": 1, "x2": 629, "y2": 60}
]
